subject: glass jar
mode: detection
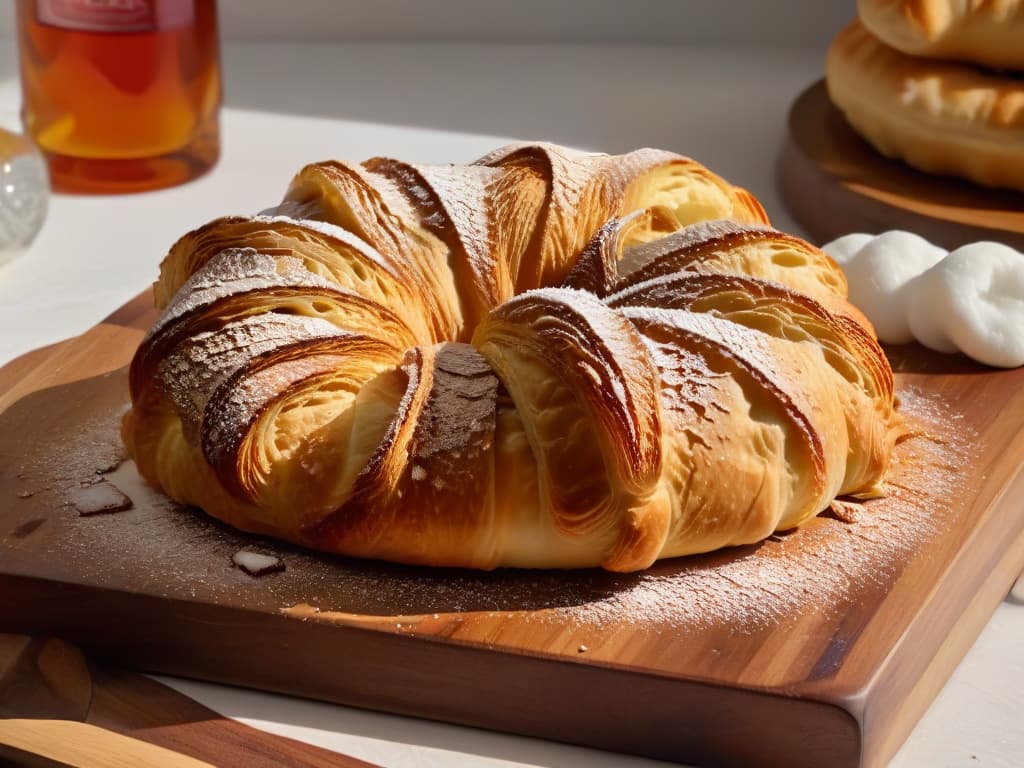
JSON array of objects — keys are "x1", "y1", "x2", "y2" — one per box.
[
  {"x1": 16, "y1": 0, "x2": 222, "y2": 194},
  {"x1": 0, "y1": 126, "x2": 49, "y2": 265}
]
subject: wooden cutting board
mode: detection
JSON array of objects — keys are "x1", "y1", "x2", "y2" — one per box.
[{"x1": 2, "y1": 291, "x2": 1023, "y2": 768}]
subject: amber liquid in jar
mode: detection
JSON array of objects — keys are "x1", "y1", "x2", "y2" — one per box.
[{"x1": 16, "y1": 0, "x2": 222, "y2": 193}]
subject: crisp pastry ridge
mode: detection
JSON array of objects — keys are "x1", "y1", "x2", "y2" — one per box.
[
  {"x1": 826, "y1": 20, "x2": 1024, "y2": 192},
  {"x1": 858, "y1": 0, "x2": 1024, "y2": 70},
  {"x1": 122, "y1": 142, "x2": 899, "y2": 572}
]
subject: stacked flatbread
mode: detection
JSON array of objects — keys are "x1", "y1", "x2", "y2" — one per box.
[{"x1": 826, "y1": 0, "x2": 1024, "y2": 191}]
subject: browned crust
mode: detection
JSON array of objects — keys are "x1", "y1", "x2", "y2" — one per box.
[
  {"x1": 282, "y1": 161, "x2": 463, "y2": 340},
  {"x1": 304, "y1": 344, "x2": 501, "y2": 567},
  {"x1": 301, "y1": 347, "x2": 427, "y2": 551},
  {"x1": 479, "y1": 289, "x2": 662, "y2": 503},
  {"x1": 137, "y1": 287, "x2": 409, "y2": 394},
  {"x1": 364, "y1": 157, "x2": 512, "y2": 337},
  {"x1": 202, "y1": 335, "x2": 397, "y2": 500},
  {"x1": 562, "y1": 207, "x2": 680, "y2": 297},
  {"x1": 609, "y1": 270, "x2": 896, "y2": 436},
  {"x1": 611, "y1": 270, "x2": 878, "y2": 362},
  {"x1": 476, "y1": 143, "x2": 760, "y2": 292},
  {"x1": 625, "y1": 307, "x2": 828, "y2": 502},
  {"x1": 124, "y1": 141, "x2": 898, "y2": 572},
  {"x1": 473, "y1": 288, "x2": 669, "y2": 570},
  {"x1": 158, "y1": 216, "x2": 404, "y2": 306},
  {"x1": 619, "y1": 221, "x2": 826, "y2": 289}
]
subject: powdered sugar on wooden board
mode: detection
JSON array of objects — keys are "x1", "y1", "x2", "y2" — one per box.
[
  {"x1": 4, "y1": 366, "x2": 975, "y2": 643},
  {"x1": 233, "y1": 549, "x2": 286, "y2": 577}
]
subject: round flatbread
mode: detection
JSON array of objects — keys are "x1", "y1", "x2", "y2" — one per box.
[
  {"x1": 826, "y1": 20, "x2": 1024, "y2": 192},
  {"x1": 858, "y1": 0, "x2": 1024, "y2": 71}
]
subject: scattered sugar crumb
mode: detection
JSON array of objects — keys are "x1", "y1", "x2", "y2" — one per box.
[
  {"x1": 69, "y1": 481, "x2": 133, "y2": 517},
  {"x1": 232, "y1": 550, "x2": 285, "y2": 577}
]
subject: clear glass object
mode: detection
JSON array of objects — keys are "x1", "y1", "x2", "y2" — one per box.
[
  {"x1": 16, "y1": 0, "x2": 222, "y2": 194},
  {"x1": 0, "y1": 126, "x2": 49, "y2": 266}
]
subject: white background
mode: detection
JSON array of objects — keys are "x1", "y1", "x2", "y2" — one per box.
[{"x1": 0, "y1": 0, "x2": 855, "y2": 46}]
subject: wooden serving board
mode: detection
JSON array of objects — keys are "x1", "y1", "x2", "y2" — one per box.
[
  {"x1": 2, "y1": 292, "x2": 1023, "y2": 768},
  {"x1": 779, "y1": 80, "x2": 1024, "y2": 251},
  {"x1": 0, "y1": 633, "x2": 376, "y2": 767}
]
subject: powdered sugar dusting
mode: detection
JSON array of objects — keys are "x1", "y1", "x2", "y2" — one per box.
[
  {"x1": 620, "y1": 220, "x2": 773, "y2": 278},
  {"x1": 202, "y1": 351, "x2": 351, "y2": 468},
  {"x1": 9, "y1": 367, "x2": 980, "y2": 643},
  {"x1": 536, "y1": 385, "x2": 973, "y2": 631},
  {"x1": 273, "y1": 385, "x2": 973, "y2": 635},
  {"x1": 367, "y1": 159, "x2": 504, "y2": 309},
  {"x1": 250, "y1": 214, "x2": 399, "y2": 276},
  {"x1": 233, "y1": 549, "x2": 285, "y2": 577},
  {"x1": 68, "y1": 480, "x2": 133, "y2": 516},
  {"x1": 158, "y1": 314, "x2": 344, "y2": 438},
  {"x1": 150, "y1": 248, "x2": 336, "y2": 339},
  {"x1": 494, "y1": 287, "x2": 656, "y2": 456}
]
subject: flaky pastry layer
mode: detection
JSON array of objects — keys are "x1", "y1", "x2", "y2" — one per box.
[{"x1": 123, "y1": 143, "x2": 899, "y2": 572}]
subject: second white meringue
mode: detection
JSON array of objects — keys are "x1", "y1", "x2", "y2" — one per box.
[{"x1": 822, "y1": 232, "x2": 1024, "y2": 368}]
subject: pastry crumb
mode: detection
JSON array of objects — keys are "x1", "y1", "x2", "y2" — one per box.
[
  {"x1": 70, "y1": 481, "x2": 133, "y2": 516},
  {"x1": 232, "y1": 550, "x2": 285, "y2": 577}
]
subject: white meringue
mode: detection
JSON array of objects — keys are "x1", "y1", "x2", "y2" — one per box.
[
  {"x1": 906, "y1": 268, "x2": 959, "y2": 354},
  {"x1": 822, "y1": 232, "x2": 1024, "y2": 368},
  {"x1": 838, "y1": 231, "x2": 947, "y2": 344},
  {"x1": 823, "y1": 232, "x2": 874, "y2": 265},
  {"x1": 935, "y1": 243, "x2": 1024, "y2": 368}
]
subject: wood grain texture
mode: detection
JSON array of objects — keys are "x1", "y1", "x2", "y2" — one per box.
[
  {"x1": 779, "y1": 80, "x2": 1024, "y2": 252},
  {"x1": 1, "y1": 291, "x2": 1022, "y2": 768},
  {"x1": 0, "y1": 631, "x2": 376, "y2": 768},
  {"x1": 86, "y1": 667, "x2": 378, "y2": 768},
  {"x1": 0, "y1": 635, "x2": 91, "y2": 721},
  {"x1": 0, "y1": 719, "x2": 215, "y2": 768}
]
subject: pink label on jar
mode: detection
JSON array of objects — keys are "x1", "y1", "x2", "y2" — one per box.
[{"x1": 37, "y1": 0, "x2": 195, "y2": 33}]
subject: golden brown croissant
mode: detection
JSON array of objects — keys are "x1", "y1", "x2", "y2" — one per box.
[{"x1": 123, "y1": 142, "x2": 898, "y2": 572}]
